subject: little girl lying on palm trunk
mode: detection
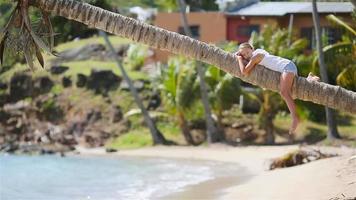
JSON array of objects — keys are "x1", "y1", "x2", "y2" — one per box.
[{"x1": 236, "y1": 42, "x2": 320, "y2": 134}]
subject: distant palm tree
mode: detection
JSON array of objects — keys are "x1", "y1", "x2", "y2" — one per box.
[
  {"x1": 312, "y1": 14, "x2": 355, "y2": 92},
  {"x1": 205, "y1": 64, "x2": 241, "y2": 134},
  {"x1": 100, "y1": 31, "x2": 169, "y2": 145},
  {"x1": 1, "y1": 0, "x2": 356, "y2": 114},
  {"x1": 312, "y1": 0, "x2": 340, "y2": 139},
  {"x1": 158, "y1": 57, "x2": 199, "y2": 145},
  {"x1": 176, "y1": 0, "x2": 221, "y2": 143}
]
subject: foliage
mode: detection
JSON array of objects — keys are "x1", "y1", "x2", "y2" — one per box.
[
  {"x1": 312, "y1": 42, "x2": 355, "y2": 86},
  {"x1": 106, "y1": 121, "x2": 182, "y2": 149},
  {"x1": 158, "y1": 56, "x2": 199, "y2": 113},
  {"x1": 124, "y1": 44, "x2": 148, "y2": 71},
  {"x1": 337, "y1": 66, "x2": 356, "y2": 91},
  {"x1": 205, "y1": 63, "x2": 241, "y2": 123},
  {"x1": 326, "y1": 14, "x2": 356, "y2": 37},
  {"x1": 153, "y1": 56, "x2": 200, "y2": 144}
]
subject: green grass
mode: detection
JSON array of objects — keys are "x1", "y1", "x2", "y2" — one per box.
[
  {"x1": 107, "y1": 128, "x2": 154, "y2": 149},
  {"x1": 106, "y1": 121, "x2": 183, "y2": 149},
  {"x1": 62, "y1": 60, "x2": 147, "y2": 80}
]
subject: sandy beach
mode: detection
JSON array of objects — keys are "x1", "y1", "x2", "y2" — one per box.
[{"x1": 76, "y1": 145, "x2": 356, "y2": 200}]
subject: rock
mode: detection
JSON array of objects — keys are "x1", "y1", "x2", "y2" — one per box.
[
  {"x1": 67, "y1": 109, "x2": 102, "y2": 137},
  {"x1": 62, "y1": 76, "x2": 72, "y2": 88},
  {"x1": 39, "y1": 135, "x2": 51, "y2": 144},
  {"x1": 9, "y1": 74, "x2": 33, "y2": 102},
  {"x1": 80, "y1": 130, "x2": 111, "y2": 148},
  {"x1": 1, "y1": 142, "x2": 18, "y2": 153},
  {"x1": 106, "y1": 148, "x2": 118, "y2": 153},
  {"x1": 119, "y1": 80, "x2": 144, "y2": 92},
  {"x1": 231, "y1": 122, "x2": 247, "y2": 129},
  {"x1": 35, "y1": 95, "x2": 64, "y2": 122},
  {"x1": 146, "y1": 92, "x2": 161, "y2": 110},
  {"x1": 54, "y1": 44, "x2": 106, "y2": 62},
  {"x1": 76, "y1": 74, "x2": 87, "y2": 87},
  {"x1": 33, "y1": 76, "x2": 54, "y2": 95},
  {"x1": 86, "y1": 70, "x2": 121, "y2": 94},
  {"x1": 3, "y1": 100, "x2": 31, "y2": 112},
  {"x1": 50, "y1": 65, "x2": 69, "y2": 75},
  {"x1": 111, "y1": 106, "x2": 123, "y2": 123}
]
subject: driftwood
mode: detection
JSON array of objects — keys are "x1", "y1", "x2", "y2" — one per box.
[{"x1": 269, "y1": 148, "x2": 337, "y2": 170}]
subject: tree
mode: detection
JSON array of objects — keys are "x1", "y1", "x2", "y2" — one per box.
[
  {"x1": 99, "y1": 31, "x2": 169, "y2": 145},
  {"x1": 312, "y1": 14, "x2": 356, "y2": 92},
  {"x1": 205, "y1": 65, "x2": 241, "y2": 132},
  {"x1": 176, "y1": 0, "x2": 221, "y2": 143},
  {"x1": 1, "y1": 0, "x2": 356, "y2": 115},
  {"x1": 311, "y1": 0, "x2": 341, "y2": 139},
  {"x1": 158, "y1": 57, "x2": 199, "y2": 145}
]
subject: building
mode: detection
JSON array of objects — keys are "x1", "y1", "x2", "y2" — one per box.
[{"x1": 153, "y1": 1, "x2": 354, "y2": 62}]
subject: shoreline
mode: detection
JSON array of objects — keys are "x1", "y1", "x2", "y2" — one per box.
[{"x1": 74, "y1": 144, "x2": 356, "y2": 200}]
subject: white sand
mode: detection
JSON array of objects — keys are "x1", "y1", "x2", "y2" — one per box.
[{"x1": 76, "y1": 145, "x2": 356, "y2": 200}]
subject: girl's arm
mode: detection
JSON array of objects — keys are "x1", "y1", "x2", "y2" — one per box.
[{"x1": 237, "y1": 54, "x2": 264, "y2": 76}]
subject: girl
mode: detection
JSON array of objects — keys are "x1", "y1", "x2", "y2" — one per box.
[{"x1": 236, "y1": 42, "x2": 320, "y2": 134}]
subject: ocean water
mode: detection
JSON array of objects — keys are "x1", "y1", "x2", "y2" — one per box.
[{"x1": 0, "y1": 154, "x2": 242, "y2": 200}]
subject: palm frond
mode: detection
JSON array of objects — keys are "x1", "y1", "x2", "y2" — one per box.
[
  {"x1": 336, "y1": 66, "x2": 356, "y2": 91},
  {"x1": 326, "y1": 14, "x2": 356, "y2": 36}
]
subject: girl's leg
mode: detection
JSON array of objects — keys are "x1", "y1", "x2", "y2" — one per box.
[{"x1": 280, "y1": 72, "x2": 299, "y2": 134}]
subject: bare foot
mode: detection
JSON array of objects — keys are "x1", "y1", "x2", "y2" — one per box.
[
  {"x1": 289, "y1": 116, "x2": 300, "y2": 135},
  {"x1": 307, "y1": 72, "x2": 320, "y2": 82}
]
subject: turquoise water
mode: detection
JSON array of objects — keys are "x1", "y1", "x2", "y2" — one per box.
[{"x1": 0, "y1": 154, "x2": 242, "y2": 200}]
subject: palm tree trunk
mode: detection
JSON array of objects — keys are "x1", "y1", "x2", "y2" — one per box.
[
  {"x1": 311, "y1": 0, "x2": 341, "y2": 139},
  {"x1": 176, "y1": 0, "x2": 221, "y2": 143},
  {"x1": 99, "y1": 31, "x2": 168, "y2": 145},
  {"x1": 29, "y1": 0, "x2": 356, "y2": 114},
  {"x1": 259, "y1": 92, "x2": 275, "y2": 144},
  {"x1": 177, "y1": 111, "x2": 196, "y2": 145}
]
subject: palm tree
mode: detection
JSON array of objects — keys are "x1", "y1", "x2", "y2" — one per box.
[
  {"x1": 1, "y1": 0, "x2": 356, "y2": 114},
  {"x1": 158, "y1": 57, "x2": 199, "y2": 145},
  {"x1": 99, "y1": 31, "x2": 169, "y2": 145},
  {"x1": 312, "y1": 0, "x2": 340, "y2": 139},
  {"x1": 176, "y1": 0, "x2": 221, "y2": 143},
  {"x1": 205, "y1": 64, "x2": 241, "y2": 133},
  {"x1": 312, "y1": 14, "x2": 355, "y2": 92}
]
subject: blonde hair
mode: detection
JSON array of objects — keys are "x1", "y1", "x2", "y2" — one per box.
[{"x1": 238, "y1": 42, "x2": 254, "y2": 50}]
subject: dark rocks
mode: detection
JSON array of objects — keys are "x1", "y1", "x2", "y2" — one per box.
[
  {"x1": 86, "y1": 70, "x2": 121, "y2": 94},
  {"x1": 9, "y1": 74, "x2": 54, "y2": 102},
  {"x1": 50, "y1": 65, "x2": 69, "y2": 75},
  {"x1": 33, "y1": 76, "x2": 54, "y2": 95},
  {"x1": 35, "y1": 95, "x2": 64, "y2": 123},
  {"x1": 62, "y1": 76, "x2": 72, "y2": 88},
  {"x1": 9, "y1": 74, "x2": 33, "y2": 102},
  {"x1": 106, "y1": 148, "x2": 118, "y2": 153},
  {"x1": 111, "y1": 106, "x2": 123, "y2": 123},
  {"x1": 76, "y1": 74, "x2": 87, "y2": 87},
  {"x1": 79, "y1": 130, "x2": 111, "y2": 148}
]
